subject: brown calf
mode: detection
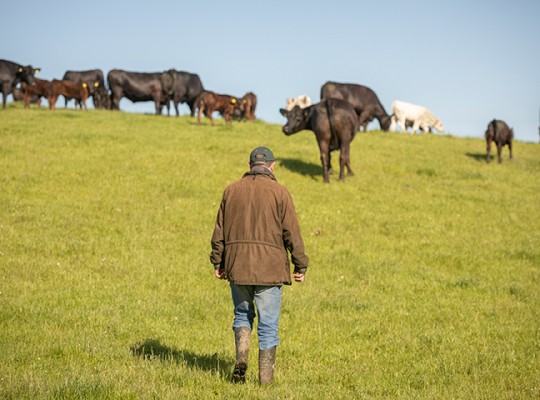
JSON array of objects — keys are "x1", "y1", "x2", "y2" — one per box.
[
  {"x1": 14, "y1": 87, "x2": 41, "y2": 107},
  {"x1": 22, "y1": 77, "x2": 52, "y2": 108},
  {"x1": 196, "y1": 91, "x2": 242, "y2": 126},
  {"x1": 241, "y1": 92, "x2": 257, "y2": 120},
  {"x1": 49, "y1": 79, "x2": 89, "y2": 110}
]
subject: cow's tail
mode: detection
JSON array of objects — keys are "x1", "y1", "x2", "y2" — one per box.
[
  {"x1": 492, "y1": 118, "x2": 498, "y2": 141},
  {"x1": 325, "y1": 98, "x2": 338, "y2": 150}
]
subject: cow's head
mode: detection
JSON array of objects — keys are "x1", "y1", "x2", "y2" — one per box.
[
  {"x1": 231, "y1": 97, "x2": 244, "y2": 114},
  {"x1": 87, "y1": 80, "x2": 102, "y2": 95},
  {"x1": 16, "y1": 65, "x2": 39, "y2": 86},
  {"x1": 280, "y1": 106, "x2": 309, "y2": 136},
  {"x1": 433, "y1": 120, "x2": 444, "y2": 132},
  {"x1": 379, "y1": 114, "x2": 392, "y2": 131}
]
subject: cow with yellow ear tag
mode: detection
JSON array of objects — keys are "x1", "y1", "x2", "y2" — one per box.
[
  {"x1": 62, "y1": 69, "x2": 106, "y2": 108},
  {"x1": 0, "y1": 59, "x2": 39, "y2": 109}
]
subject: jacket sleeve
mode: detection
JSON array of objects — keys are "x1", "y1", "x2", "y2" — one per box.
[
  {"x1": 210, "y1": 196, "x2": 226, "y2": 267},
  {"x1": 281, "y1": 190, "x2": 309, "y2": 271}
]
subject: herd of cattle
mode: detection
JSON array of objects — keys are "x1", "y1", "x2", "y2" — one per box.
[{"x1": 1, "y1": 58, "x2": 514, "y2": 181}]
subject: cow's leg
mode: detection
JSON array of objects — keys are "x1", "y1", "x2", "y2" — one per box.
[
  {"x1": 198, "y1": 103, "x2": 205, "y2": 125},
  {"x1": 319, "y1": 141, "x2": 331, "y2": 183},
  {"x1": 508, "y1": 141, "x2": 513, "y2": 160},
  {"x1": 357, "y1": 112, "x2": 372, "y2": 132},
  {"x1": 327, "y1": 151, "x2": 333, "y2": 175},
  {"x1": 397, "y1": 118, "x2": 406, "y2": 132},
  {"x1": 188, "y1": 101, "x2": 196, "y2": 117},
  {"x1": 1, "y1": 89, "x2": 6, "y2": 109},
  {"x1": 412, "y1": 120, "x2": 421, "y2": 134},
  {"x1": 174, "y1": 101, "x2": 180, "y2": 117},
  {"x1": 342, "y1": 141, "x2": 354, "y2": 177},
  {"x1": 497, "y1": 143, "x2": 503, "y2": 164},
  {"x1": 206, "y1": 108, "x2": 215, "y2": 126},
  {"x1": 154, "y1": 97, "x2": 162, "y2": 115},
  {"x1": 339, "y1": 145, "x2": 352, "y2": 181},
  {"x1": 111, "y1": 92, "x2": 121, "y2": 111},
  {"x1": 390, "y1": 115, "x2": 397, "y2": 131},
  {"x1": 23, "y1": 90, "x2": 30, "y2": 109},
  {"x1": 49, "y1": 95, "x2": 57, "y2": 110}
]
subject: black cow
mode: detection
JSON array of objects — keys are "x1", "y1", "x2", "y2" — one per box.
[
  {"x1": 93, "y1": 85, "x2": 111, "y2": 110},
  {"x1": 485, "y1": 119, "x2": 513, "y2": 163},
  {"x1": 108, "y1": 69, "x2": 166, "y2": 114},
  {"x1": 280, "y1": 98, "x2": 359, "y2": 183},
  {"x1": 0, "y1": 59, "x2": 39, "y2": 109},
  {"x1": 62, "y1": 69, "x2": 106, "y2": 108},
  {"x1": 320, "y1": 81, "x2": 391, "y2": 131},
  {"x1": 160, "y1": 69, "x2": 204, "y2": 117}
]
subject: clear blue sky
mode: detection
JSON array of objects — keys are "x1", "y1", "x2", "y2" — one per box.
[{"x1": 3, "y1": 0, "x2": 539, "y2": 142}]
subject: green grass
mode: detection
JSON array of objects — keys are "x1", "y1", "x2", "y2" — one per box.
[{"x1": 1, "y1": 104, "x2": 539, "y2": 399}]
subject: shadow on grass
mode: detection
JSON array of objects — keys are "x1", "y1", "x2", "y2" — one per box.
[
  {"x1": 279, "y1": 158, "x2": 321, "y2": 180},
  {"x1": 131, "y1": 338, "x2": 233, "y2": 377},
  {"x1": 466, "y1": 152, "x2": 492, "y2": 162}
]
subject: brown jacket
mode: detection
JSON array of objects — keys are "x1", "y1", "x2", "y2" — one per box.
[{"x1": 210, "y1": 167, "x2": 309, "y2": 285}]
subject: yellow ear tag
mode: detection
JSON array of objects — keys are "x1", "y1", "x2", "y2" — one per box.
[
  {"x1": 82, "y1": 83, "x2": 88, "y2": 88},
  {"x1": 94, "y1": 82, "x2": 99, "y2": 87},
  {"x1": 18, "y1": 68, "x2": 23, "y2": 72},
  {"x1": 231, "y1": 98, "x2": 236, "y2": 104}
]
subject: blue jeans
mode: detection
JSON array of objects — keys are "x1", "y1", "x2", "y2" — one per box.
[{"x1": 230, "y1": 283, "x2": 282, "y2": 350}]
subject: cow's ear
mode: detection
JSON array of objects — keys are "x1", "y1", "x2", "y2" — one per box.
[
  {"x1": 35, "y1": 68, "x2": 40, "y2": 74},
  {"x1": 279, "y1": 108, "x2": 288, "y2": 117},
  {"x1": 94, "y1": 82, "x2": 100, "y2": 88},
  {"x1": 18, "y1": 67, "x2": 23, "y2": 73}
]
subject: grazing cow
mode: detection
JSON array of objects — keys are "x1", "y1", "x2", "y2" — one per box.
[
  {"x1": 12, "y1": 87, "x2": 42, "y2": 107},
  {"x1": 93, "y1": 85, "x2": 111, "y2": 110},
  {"x1": 280, "y1": 98, "x2": 359, "y2": 183},
  {"x1": 320, "y1": 81, "x2": 391, "y2": 131},
  {"x1": 160, "y1": 69, "x2": 204, "y2": 117},
  {"x1": 390, "y1": 100, "x2": 444, "y2": 133},
  {"x1": 286, "y1": 95, "x2": 312, "y2": 111},
  {"x1": 108, "y1": 69, "x2": 166, "y2": 114},
  {"x1": 49, "y1": 80, "x2": 89, "y2": 110},
  {"x1": 22, "y1": 78, "x2": 53, "y2": 108},
  {"x1": 62, "y1": 69, "x2": 106, "y2": 108},
  {"x1": 485, "y1": 119, "x2": 513, "y2": 163},
  {"x1": 196, "y1": 91, "x2": 243, "y2": 126},
  {"x1": 0, "y1": 59, "x2": 40, "y2": 109}
]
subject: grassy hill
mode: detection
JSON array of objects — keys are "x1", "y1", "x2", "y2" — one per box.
[{"x1": 1, "y1": 106, "x2": 539, "y2": 399}]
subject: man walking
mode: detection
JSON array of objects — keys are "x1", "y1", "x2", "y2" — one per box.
[{"x1": 210, "y1": 146, "x2": 309, "y2": 385}]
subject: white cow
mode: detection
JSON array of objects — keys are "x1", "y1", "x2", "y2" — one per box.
[
  {"x1": 285, "y1": 95, "x2": 312, "y2": 111},
  {"x1": 390, "y1": 100, "x2": 444, "y2": 133}
]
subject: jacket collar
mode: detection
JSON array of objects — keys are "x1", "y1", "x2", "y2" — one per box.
[{"x1": 243, "y1": 165, "x2": 277, "y2": 181}]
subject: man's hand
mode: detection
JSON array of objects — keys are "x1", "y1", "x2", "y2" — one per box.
[
  {"x1": 214, "y1": 267, "x2": 226, "y2": 280},
  {"x1": 293, "y1": 272, "x2": 305, "y2": 283}
]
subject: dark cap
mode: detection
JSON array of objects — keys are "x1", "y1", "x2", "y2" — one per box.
[{"x1": 249, "y1": 146, "x2": 275, "y2": 163}]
